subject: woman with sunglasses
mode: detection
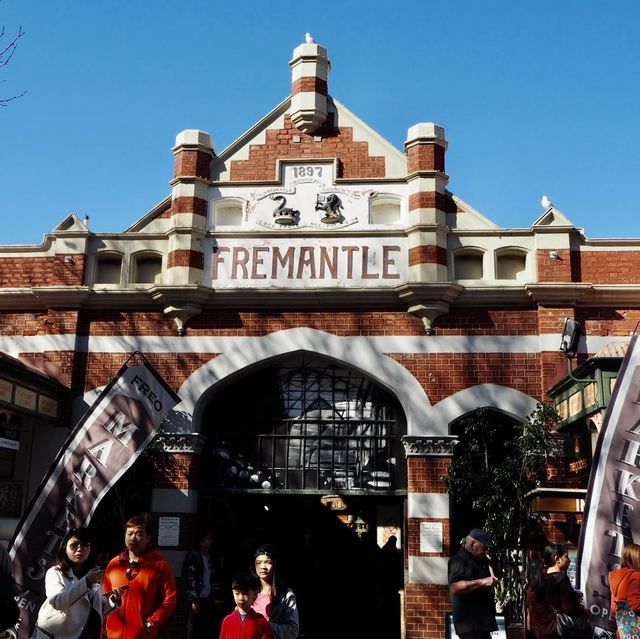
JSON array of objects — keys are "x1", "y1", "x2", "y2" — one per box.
[{"x1": 34, "y1": 527, "x2": 122, "y2": 639}]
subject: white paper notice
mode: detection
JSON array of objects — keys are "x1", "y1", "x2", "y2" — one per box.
[
  {"x1": 157, "y1": 516, "x2": 180, "y2": 547},
  {"x1": 419, "y1": 522, "x2": 443, "y2": 553}
]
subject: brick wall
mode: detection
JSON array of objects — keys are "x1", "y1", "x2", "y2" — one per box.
[
  {"x1": 69, "y1": 351, "x2": 218, "y2": 394},
  {"x1": 537, "y1": 250, "x2": 640, "y2": 284},
  {"x1": 0, "y1": 310, "x2": 80, "y2": 335},
  {"x1": 405, "y1": 583, "x2": 450, "y2": 639},
  {"x1": 229, "y1": 114, "x2": 386, "y2": 181},
  {"x1": 578, "y1": 251, "x2": 640, "y2": 284},
  {"x1": 436, "y1": 308, "x2": 539, "y2": 335},
  {"x1": 409, "y1": 246, "x2": 448, "y2": 266},
  {"x1": 407, "y1": 192, "x2": 449, "y2": 211},
  {"x1": 174, "y1": 149, "x2": 211, "y2": 179},
  {"x1": 407, "y1": 458, "x2": 449, "y2": 493},
  {"x1": 167, "y1": 249, "x2": 204, "y2": 269},
  {"x1": 406, "y1": 144, "x2": 445, "y2": 174},
  {"x1": 170, "y1": 196, "x2": 207, "y2": 217},
  {"x1": 0, "y1": 256, "x2": 85, "y2": 287},
  {"x1": 389, "y1": 353, "x2": 544, "y2": 403},
  {"x1": 536, "y1": 249, "x2": 572, "y2": 282},
  {"x1": 151, "y1": 452, "x2": 200, "y2": 491}
]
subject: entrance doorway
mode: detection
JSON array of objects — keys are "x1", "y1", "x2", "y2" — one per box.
[
  {"x1": 200, "y1": 492, "x2": 405, "y2": 639},
  {"x1": 198, "y1": 355, "x2": 407, "y2": 639}
]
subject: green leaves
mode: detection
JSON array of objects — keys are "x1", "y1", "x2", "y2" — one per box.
[{"x1": 444, "y1": 403, "x2": 557, "y2": 548}]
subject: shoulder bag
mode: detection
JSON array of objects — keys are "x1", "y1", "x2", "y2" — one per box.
[
  {"x1": 548, "y1": 600, "x2": 591, "y2": 639},
  {"x1": 614, "y1": 571, "x2": 640, "y2": 639}
]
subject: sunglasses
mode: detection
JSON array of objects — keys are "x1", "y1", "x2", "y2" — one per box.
[
  {"x1": 68, "y1": 541, "x2": 91, "y2": 551},
  {"x1": 126, "y1": 561, "x2": 140, "y2": 580}
]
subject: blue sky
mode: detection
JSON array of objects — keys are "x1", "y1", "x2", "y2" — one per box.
[{"x1": 1, "y1": 1, "x2": 639, "y2": 245}]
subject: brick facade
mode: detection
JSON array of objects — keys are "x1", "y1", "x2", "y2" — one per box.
[
  {"x1": 1, "y1": 36, "x2": 639, "y2": 639},
  {"x1": 229, "y1": 114, "x2": 386, "y2": 181}
]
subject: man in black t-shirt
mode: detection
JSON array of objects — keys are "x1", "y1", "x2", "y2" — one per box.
[{"x1": 448, "y1": 528, "x2": 499, "y2": 639}]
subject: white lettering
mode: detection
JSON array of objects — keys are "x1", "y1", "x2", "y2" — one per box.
[
  {"x1": 74, "y1": 456, "x2": 97, "y2": 491},
  {"x1": 87, "y1": 439, "x2": 114, "y2": 467},
  {"x1": 102, "y1": 410, "x2": 139, "y2": 445}
]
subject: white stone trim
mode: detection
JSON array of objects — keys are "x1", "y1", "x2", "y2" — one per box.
[
  {"x1": 0, "y1": 332, "x2": 628, "y2": 358},
  {"x1": 408, "y1": 493, "x2": 449, "y2": 519},
  {"x1": 177, "y1": 327, "x2": 432, "y2": 436},
  {"x1": 428, "y1": 384, "x2": 538, "y2": 433},
  {"x1": 408, "y1": 556, "x2": 449, "y2": 585}
]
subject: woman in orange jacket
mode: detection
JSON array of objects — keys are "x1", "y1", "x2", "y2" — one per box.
[{"x1": 611, "y1": 544, "x2": 640, "y2": 638}]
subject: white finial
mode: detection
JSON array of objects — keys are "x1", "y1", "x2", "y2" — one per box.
[
  {"x1": 305, "y1": 32, "x2": 316, "y2": 43},
  {"x1": 540, "y1": 195, "x2": 553, "y2": 209}
]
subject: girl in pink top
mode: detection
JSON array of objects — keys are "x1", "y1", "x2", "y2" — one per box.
[{"x1": 251, "y1": 545, "x2": 299, "y2": 639}]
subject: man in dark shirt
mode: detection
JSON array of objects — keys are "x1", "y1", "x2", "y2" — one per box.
[{"x1": 448, "y1": 528, "x2": 499, "y2": 639}]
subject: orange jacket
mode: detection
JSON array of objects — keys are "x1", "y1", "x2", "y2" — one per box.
[
  {"x1": 103, "y1": 549, "x2": 177, "y2": 639},
  {"x1": 610, "y1": 567, "x2": 640, "y2": 617}
]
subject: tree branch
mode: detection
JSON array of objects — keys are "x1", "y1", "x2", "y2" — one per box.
[{"x1": 0, "y1": 23, "x2": 26, "y2": 106}]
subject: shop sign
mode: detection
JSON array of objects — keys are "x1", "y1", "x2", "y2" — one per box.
[
  {"x1": 0, "y1": 409, "x2": 20, "y2": 451},
  {"x1": 0, "y1": 427, "x2": 20, "y2": 451},
  {"x1": 38, "y1": 395, "x2": 58, "y2": 418},
  {"x1": 0, "y1": 377, "x2": 59, "y2": 420},
  {"x1": 566, "y1": 431, "x2": 590, "y2": 475},
  {"x1": 14, "y1": 386, "x2": 36, "y2": 411},
  {"x1": 0, "y1": 379, "x2": 12, "y2": 403},
  {"x1": 205, "y1": 237, "x2": 407, "y2": 289},
  {"x1": 583, "y1": 382, "x2": 597, "y2": 409},
  {"x1": 568, "y1": 390, "x2": 583, "y2": 417}
]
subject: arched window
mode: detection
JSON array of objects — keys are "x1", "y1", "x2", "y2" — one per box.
[
  {"x1": 94, "y1": 254, "x2": 123, "y2": 284},
  {"x1": 200, "y1": 356, "x2": 405, "y2": 493},
  {"x1": 453, "y1": 249, "x2": 484, "y2": 280},
  {"x1": 370, "y1": 196, "x2": 402, "y2": 225},
  {"x1": 132, "y1": 253, "x2": 163, "y2": 284},
  {"x1": 496, "y1": 249, "x2": 528, "y2": 281},
  {"x1": 214, "y1": 199, "x2": 244, "y2": 226}
]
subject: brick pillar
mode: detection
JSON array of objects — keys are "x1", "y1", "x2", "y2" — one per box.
[
  {"x1": 533, "y1": 228, "x2": 574, "y2": 282},
  {"x1": 167, "y1": 129, "x2": 213, "y2": 286},
  {"x1": 404, "y1": 436, "x2": 456, "y2": 639},
  {"x1": 149, "y1": 434, "x2": 205, "y2": 637},
  {"x1": 405, "y1": 123, "x2": 449, "y2": 283},
  {"x1": 150, "y1": 434, "x2": 205, "y2": 567},
  {"x1": 289, "y1": 39, "x2": 330, "y2": 133}
]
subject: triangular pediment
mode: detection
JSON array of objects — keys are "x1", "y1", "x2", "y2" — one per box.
[
  {"x1": 52, "y1": 213, "x2": 89, "y2": 234},
  {"x1": 212, "y1": 95, "x2": 407, "y2": 182},
  {"x1": 532, "y1": 207, "x2": 575, "y2": 228},
  {"x1": 126, "y1": 197, "x2": 172, "y2": 233},
  {"x1": 447, "y1": 194, "x2": 499, "y2": 230}
]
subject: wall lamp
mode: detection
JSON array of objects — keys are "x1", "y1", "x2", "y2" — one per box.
[
  {"x1": 559, "y1": 318, "x2": 590, "y2": 384},
  {"x1": 560, "y1": 318, "x2": 581, "y2": 357}
]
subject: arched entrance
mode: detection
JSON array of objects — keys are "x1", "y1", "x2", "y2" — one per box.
[{"x1": 198, "y1": 355, "x2": 406, "y2": 639}]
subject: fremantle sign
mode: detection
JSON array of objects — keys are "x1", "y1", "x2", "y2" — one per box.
[{"x1": 206, "y1": 238, "x2": 407, "y2": 289}]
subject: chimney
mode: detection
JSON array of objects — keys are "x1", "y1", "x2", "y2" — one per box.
[{"x1": 289, "y1": 38, "x2": 330, "y2": 134}]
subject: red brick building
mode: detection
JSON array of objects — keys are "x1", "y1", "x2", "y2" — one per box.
[{"x1": 1, "y1": 37, "x2": 639, "y2": 639}]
